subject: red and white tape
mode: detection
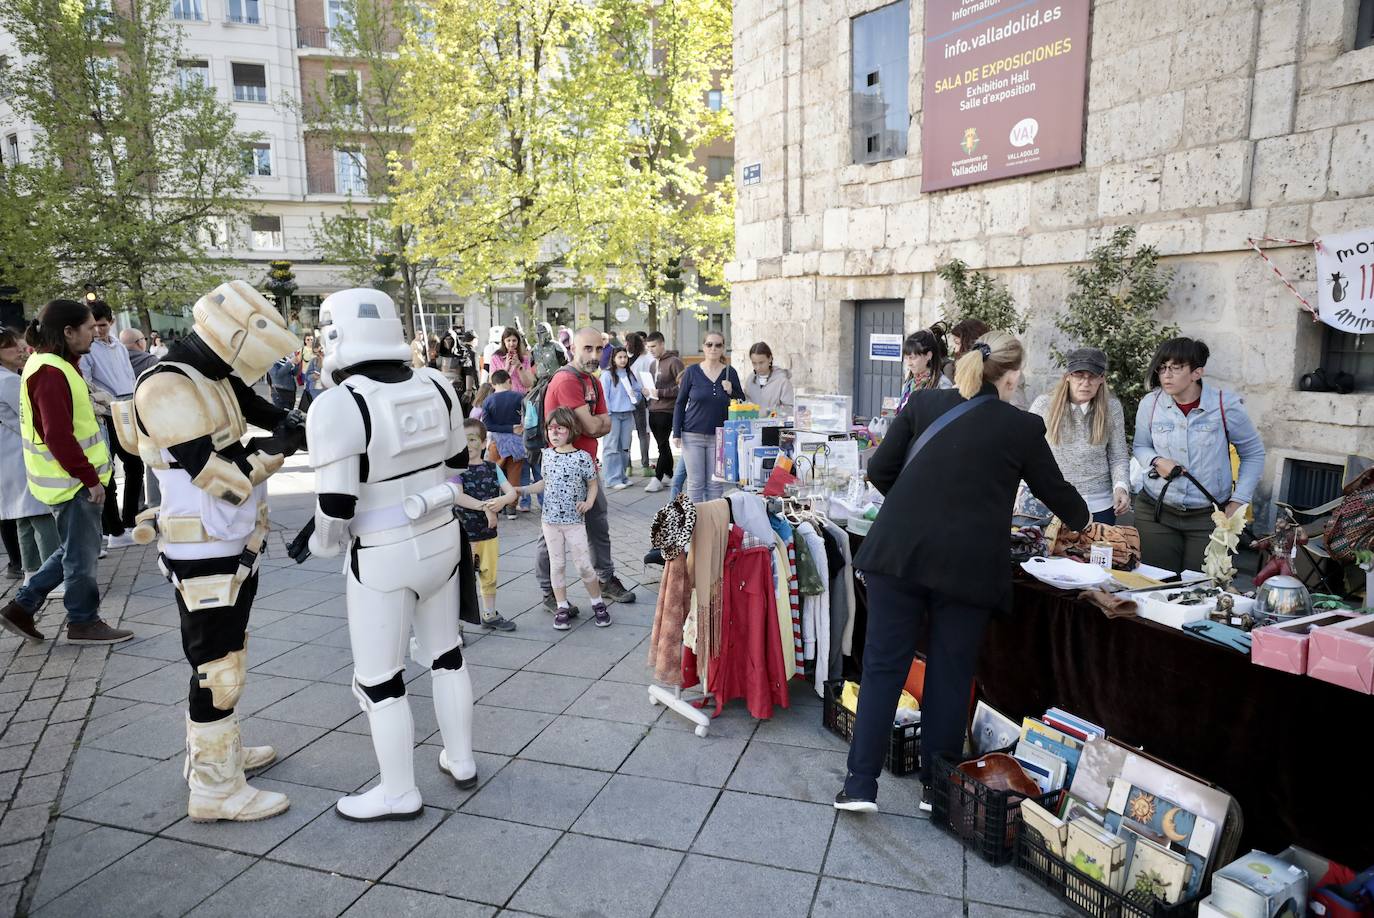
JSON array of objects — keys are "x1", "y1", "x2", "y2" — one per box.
[{"x1": 1246, "y1": 236, "x2": 1320, "y2": 322}]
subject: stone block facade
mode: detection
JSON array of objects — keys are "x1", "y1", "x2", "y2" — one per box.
[{"x1": 728, "y1": 0, "x2": 1374, "y2": 516}]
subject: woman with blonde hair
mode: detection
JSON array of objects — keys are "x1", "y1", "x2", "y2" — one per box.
[
  {"x1": 835, "y1": 330, "x2": 1088, "y2": 814},
  {"x1": 1029, "y1": 347, "x2": 1130, "y2": 524}
]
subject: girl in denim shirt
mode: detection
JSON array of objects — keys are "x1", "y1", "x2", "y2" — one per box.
[{"x1": 1132, "y1": 338, "x2": 1265, "y2": 573}]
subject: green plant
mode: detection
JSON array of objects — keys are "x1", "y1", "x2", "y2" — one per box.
[
  {"x1": 937, "y1": 259, "x2": 1027, "y2": 335},
  {"x1": 1055, "y1": 226, "x2": 1179, "y2": 429},
  {"x1": 264, "y1": 260, "x2": 298, "y2": 301}
]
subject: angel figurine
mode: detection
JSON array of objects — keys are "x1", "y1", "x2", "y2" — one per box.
[{"x1": 1203, "y1": 507, "x2": 1246, "y2": 591}]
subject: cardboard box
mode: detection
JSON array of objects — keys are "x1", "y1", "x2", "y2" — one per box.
[
  {"x1": 1306, "y1": 613, "x2": 1374, "y2": 694},
  {"x1": 1210, "y1": 850, "x2": 1308, "y2": 918},
  {"x1": 1251, "y1": 611, "x2": 1357, "y2": 674}
]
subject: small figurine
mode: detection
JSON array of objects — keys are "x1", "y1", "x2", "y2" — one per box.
[{"x1": 1251, "y1": 507, "x2": 1307, "y2": 587}]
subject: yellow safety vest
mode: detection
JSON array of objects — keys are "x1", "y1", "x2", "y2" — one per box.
[{"x1": 19, "y1": 352, "x2": 113, "y2": 504}]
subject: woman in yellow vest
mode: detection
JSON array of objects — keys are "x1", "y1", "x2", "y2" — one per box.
[{"x1": 0, "y1": 299, "x2": 134, "y2": 645}]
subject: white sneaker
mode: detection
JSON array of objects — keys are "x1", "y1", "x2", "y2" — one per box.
[
  {"x1": 644, "y1": 477, "x2": 664, "y2": 493},
  {"x1": 98, "y1": 542, "x2": 109, "y2": 559},
  {"x1": 106, "y1": 533, "x2": 137, "y2": 549},
  {"x1": 611, "y1": 481, "x2": 632, "y2": 491}
]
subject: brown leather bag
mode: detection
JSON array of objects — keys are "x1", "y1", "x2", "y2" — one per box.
[{"x1": 1051, "y1": 522, "x2": 1141, "y2": 570}]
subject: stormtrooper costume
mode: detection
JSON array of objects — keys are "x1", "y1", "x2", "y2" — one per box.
[
  {"x1": 305, "y1": 289, "x2": 478, "y2": 821},
  {"x1": 115, "y1": 280, "x2": 303, "y2": 823}
]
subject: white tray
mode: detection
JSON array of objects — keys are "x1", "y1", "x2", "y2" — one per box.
[{"x1": 1020, "y1": 556, "x2": 1113, "y2": 591}]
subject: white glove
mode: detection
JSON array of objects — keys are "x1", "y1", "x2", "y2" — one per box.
[{"x1": 307, "y1": 529, "x2": 343, "y2": 558}]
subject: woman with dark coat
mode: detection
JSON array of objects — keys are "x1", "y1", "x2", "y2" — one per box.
[{"x1": 834, "y1": 331, "x2": 1090, "y2": 813}]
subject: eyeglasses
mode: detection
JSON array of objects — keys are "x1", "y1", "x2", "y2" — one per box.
[{"x1": 1156, "y1": 363, "x2": 1193, "y2": 376}]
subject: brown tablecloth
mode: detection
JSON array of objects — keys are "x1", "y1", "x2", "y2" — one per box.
[{"x1": 978, "y1": 578, "x2": 1374, "y2": 868}]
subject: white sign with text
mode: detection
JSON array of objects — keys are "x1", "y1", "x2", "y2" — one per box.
[{"x1": 1316, "y1": 229, "x2": 1374, "y2": 334}]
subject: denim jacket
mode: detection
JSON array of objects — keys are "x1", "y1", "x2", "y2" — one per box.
[{"x1": 1132, "y1": 384, "x2": 1265, "y2": 510}]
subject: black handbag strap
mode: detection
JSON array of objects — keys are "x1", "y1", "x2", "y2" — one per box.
[{"x1": 902, "y1": 394, "x2": 995, "y2": 471}]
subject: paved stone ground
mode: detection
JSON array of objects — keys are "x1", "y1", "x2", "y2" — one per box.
[{"x1": 5, "y1": 454, "x2": 1072, "y2": 918}]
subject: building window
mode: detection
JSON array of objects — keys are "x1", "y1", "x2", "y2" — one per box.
[
  {"x1": 231, "y1": 63, "x2": 267, "y2": 103},
  {"x1": 329, "y1": 71, "x2": 360, "y2": 115},
  {"x1": 241, "y1": 142, "x2": 272, "y2": 176},
  {"x1": 199, "y1": 216, "x2": 228, "y2": 249},
  {"x1": 851, "y1": 0, "x2": 909, "y2": 165},
  {"x1": 706, "y1": 89, "x2": 723, "y2": 112},
  {"x1": 326, "y1": 0, "x2": 353, "y2": 44},
  {"x1": 1321, "y1": 327, "x2": 1374, "y2": 391},
  {"x1": 707, "y1": 155, "x2": 733, "y2": 182},
  {"x1": 227, "y1": 0, "x2": 260, "y2": 23},
  {"x1": 334, "y1": 148, "x2": 368, "y2": 195},
  {"x1": 1283, "y1": 459, "x2": 1345, "y2": 511},
  {"x1": 4, "y1": 134, "x2": 19, "y2": 166},
  {"x1": 176, "y1": 59, "x2": 210, "y2": 91},
  {"x1": 171, "y1": 0, "x2": 203, "y2": 20},
  {"x1": 250, "y1": 215, "x2": 283, "y2": 250},
  {"x1": 1358, "y1": 0, "x2": 1374, "y2": 49}
]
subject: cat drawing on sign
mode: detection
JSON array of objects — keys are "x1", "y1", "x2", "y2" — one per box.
[{"x1": 1330, "y1": 272, "x2": 1348, "y2": 303}]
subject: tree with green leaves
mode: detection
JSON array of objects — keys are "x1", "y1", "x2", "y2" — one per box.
[
  {"x1": 936, "y1": 258, "x2": 1027, "y2": 335},
  {"x1": 0, "y1": 0, "x2": 253, "y2": 330},
  {"x1": 0, "y1": 164, "x2": 63, "y2": 307},
  {"x1": 301, "y1": 0, "x2": 436, "y2": 336},
  {"x1": 1055, "y1": 226, "x2": 1179, "y2": 427},
  {"x1": 582, "y1": 0, "x2": 734, "y2": 335},
  {"x1": 395, "y1": 0, "x2": 612, "y2": 325}
]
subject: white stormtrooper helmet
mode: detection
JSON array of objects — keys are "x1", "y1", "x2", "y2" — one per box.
[
  {"x1": 487, "y1": 326, "x2": 504, "y2": 347},
  {"x1": 318, "y1": 288, "x2": 411, "y2": 387},
  {"x1": 192, "y1": 280, "x2": 300, "y2": 384}
]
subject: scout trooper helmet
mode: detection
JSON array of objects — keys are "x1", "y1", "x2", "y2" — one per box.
[
  {"x1": 318, "y1": 288, "x2": 410, "y2": 387},
  {"x1": 192, "y1": 280, "x2": 300, "y2": 384}
]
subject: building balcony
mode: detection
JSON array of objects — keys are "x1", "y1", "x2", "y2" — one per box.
[
  {"x1": 297, "y1": 26, "x2": 334, "y2": 49},
  {"x1": 226, "y1": 12, "x2": 261, "y2": 24}
]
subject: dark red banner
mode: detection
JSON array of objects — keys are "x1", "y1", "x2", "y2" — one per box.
[{"x1": 920, "y1": 0, "x2": 1090, "y2": 192}]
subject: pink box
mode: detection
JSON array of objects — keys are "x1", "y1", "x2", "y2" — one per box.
[
  {"x1": 1251, "y1": 611, "x2": 1356, "y2": 674},
  {"x1": 1306, "y1": 613, "x2": 1374, "y2": 694}
]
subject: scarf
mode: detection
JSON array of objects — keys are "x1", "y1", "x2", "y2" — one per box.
[
  {"x1": 689, "y1": 499, "x2": 732, "y2": 662},
  {"x1": 647, "y1": 555, "x2": 693, "y2": 684}
]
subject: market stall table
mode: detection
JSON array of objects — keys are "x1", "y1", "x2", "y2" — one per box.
[{"x1": 977, "y1": 576, "x2": 1374, "y2": 869}]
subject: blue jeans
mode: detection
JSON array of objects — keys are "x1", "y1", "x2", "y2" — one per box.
[
  {"x1": 14, "y1": 491, "x2": 104, "y2": 624},
  {"x1": 521, "y1": 451, "x2": 541, "y2": 510},
  {"x1": 604, "y1": 411, "x2": 635, "y2": 486},
  {"x1": 670, "y1": 454, "x2": 687, "y2": 499},
  {"x1": 680, "y1": 431, "x2": 722, "y2": 503}
]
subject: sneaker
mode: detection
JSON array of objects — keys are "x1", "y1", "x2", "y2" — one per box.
[
  {"x1": 4, "y1": 564, "x2": 21, "y2": 580},
  {"x1": 644, "y1": 477, "x2": 664, "y2": 493},
  {"x1": 481, "y1": 613, "x2": 518, "y2": 632},
  {"x1": 918, "y1": 783, "x2": 934, "y2": 816},
  {"x1": 599, "y1": 577, "x2": 636, "y2": 604},
  {"x1": 98, "y1": 544, "x2": 109, "y2": 559},
  {"x1": 106, "y1": 532, "x2": 137, "y2": 549},
  {"x1": 613, "y1": 481, "x2": 634, "y2": 491},
  {"x1": 834, "y1": 790, "x2": 878, "y2": 813},
  {"x1": 541, "y1": 593, "x2": 580, "y2": 617},
  {"x1": 643, "y1": 548, "x2": 665, "y2": 567},
  {"x1": 641, "y1": 466, "x2": 654, "y2": 478},
  {"x1": 503, "y1": 509, "x2": 518, "y2": 521},
  {"x1": 65, "y1": 619, "x2": 134, "y2": 645},
  {"x1": 593, "y1": 603, "x2": 611, "y2": 627},
  {"x1": 553, "y1": 607, "x2": 572, "y2": 630},
  {"x1": 0, "y1": 600, "x2": 45, "y2": 642}
]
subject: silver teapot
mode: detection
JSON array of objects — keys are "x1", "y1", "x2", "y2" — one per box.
[{"x1": 1253, "y1": 575, "x2": 1314, "y2": 626}]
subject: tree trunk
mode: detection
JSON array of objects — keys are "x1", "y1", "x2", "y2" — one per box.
[{"x1": 523, "y1": 274, "x2": 537, "y2": 330}]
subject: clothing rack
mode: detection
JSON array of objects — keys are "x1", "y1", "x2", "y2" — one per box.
[{"x1": 647, "y1": 683, "x2": 713, "y2": 737}]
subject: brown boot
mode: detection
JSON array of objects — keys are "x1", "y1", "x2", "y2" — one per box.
[
  {"x1": 0, "y1": 600, "x2": 44, "y2": 642},
  {"x1": 65, "y1": 619, "x2": 135, "y2": 645}
]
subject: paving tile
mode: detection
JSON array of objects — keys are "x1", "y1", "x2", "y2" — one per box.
[
  {"x1": 468, "y1": 705, "x2": 555, "y2": 756},
  {"x1": 966, "y1": 849, "x2": 1076, "y2": 915},
  {"x1": 342, "y1": 884, "x2": 495, "y2": 918},
  {"x1": 751, "y1": 703, "x2": 852, "y2": 752},
  {"x1": 619, "y1": 726, "x2": 747, "y2": 788},
  {"x1": 32, "y1": 822, "x2": 151, "y2": 909},
  {"x1": 96, "y1": 653, "x2": 166, "y2": 691},
  {"x1": 524, "y1": 640, "x2": 629, "y2": 679},
  {"x1": 237, "y1": 716, "x2": 330, "y2": 764},
  {"x1": 234, "y1": 675, "x2": 316, "y2": 717},
  {"x1": 812, "y1": 876, "x2": 969, "y2": 918},
  {"x1": 260, "y1": 731, "x2": 381, "y2": 792},
  {"x1": 600, "y1": 640, "x2": 655, "y2": 684},
  {"x1": 518, "y1": 715, "x2": 647, "y2": 772},
  {"x1": 385, "y1": 813, "x2": 558, "y2": 905},
  {"x1": 655, "y1": 854, "x2": 818, "y2": 918},
  {"x1": 823, "y1": 811, "x2": 964, "y2": 898},
  {"x1": 86, "y1": 705, "x2": 186, "y2": 759},
  {"x1": 114, "y1": 628, "x2": 186, "y2": 662},
  {"x1": 57, "y1": 748, "x2": 158, "y2": 811},
  {"x1": 405, "y1": 749, "x2": 508, "y2": 810},
  {"x1": 726, "y1": 739, "x2": 848, "y2": 805},
  {"x1": 186, "y1": 859, "x2": 368, "y2": 917},
  {"x1": 464, "y1": 635, "x2": 551, "y2": 670},
  {"x1": 479, "y1": 670, "x2": 592, "y2": 715},
  {"x1": 255, "y1": 680, "x2": 359, "y2": 729},
  {"x1": 63, "y1": 757, "x2": 189, "y2": 834},
  {"x1": 99, "y1": 661, "x2": 188, "y2": 704},
  {"x1": 462, "y1": 759, "x2": 609, "y2": 830},
  {"x1": 162, "y1": 778, "x2": 338, "y2": 856},
  {"x1": 251, "y1": 642, "x2": 353, "y2": 681},
  {"x1": 464, "y1": 664, "x2": 515, "y2": 700},
  {"x1": 565, "y1": 679, "x2": 665, "y2": 725},
  {"x1": 559, "y1": 622, "x2": 651, "y2": 654},
  {"x1": 270, "y1": 804, "x2": 443, "y2": 880},
  {"x1": 508, "y1": 835, "x2": 681, "y2": 918},
  {"x1": 253, "y1": 588, "x2": 340, "y2": 612},
  {"x1": 571, "y1": 774, "x2": 718, "y2": 850},
  {"x1": 968, "y1": 902, "x2": 1075, "y2": 917},
  {"x1": 691, "y1": 790, "x2": 835, "y2": 872},
  {"x1": 32, "y1": 837, "x2": 252, "y2": 918}
]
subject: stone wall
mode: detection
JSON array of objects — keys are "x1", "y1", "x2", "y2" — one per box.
[{"x1": 728, "y1": 0, "x2": 1374, "y2": 515}]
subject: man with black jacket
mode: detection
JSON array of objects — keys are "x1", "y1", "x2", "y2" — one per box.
[{"x1": 643, "y1": 331, "x2": 683, "y2": 492}]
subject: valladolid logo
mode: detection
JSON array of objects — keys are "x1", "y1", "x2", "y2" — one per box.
[
  {"x1": 961, "y1": 127, "x2": 980, "y2": 156},
  {"x1": 1010, "y1": 118, "x2": 1039, "y2": 148}
]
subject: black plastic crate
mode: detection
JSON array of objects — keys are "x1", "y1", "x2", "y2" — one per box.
[
  {"x1": 820, "y1": 680, "x2": 920, "y2": 776},
  {"x1": 929, "y1": 753, "x2": 1062, "y2": 866},
  {"x1": 1016, "y1": 824, "x2": 1198, "y2": 918}
]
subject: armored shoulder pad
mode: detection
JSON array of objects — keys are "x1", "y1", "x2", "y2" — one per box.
[
  {"x1": 132, "y1": 370, "x2": 220, "y2": 450},
  {"x1": 306, "y1": 386, "x2": 368, "y2": 469}
]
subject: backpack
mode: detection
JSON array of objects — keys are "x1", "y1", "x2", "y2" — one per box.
[
  {"x1": 523, "y1": 366, "x2": 598, "y2": 452},
  {"x1": 267, "y1": 357, "x2": 296, "y2": 390}
]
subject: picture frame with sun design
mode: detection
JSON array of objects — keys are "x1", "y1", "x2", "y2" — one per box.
[{"x1": 1105, "y1": 778, "x2": 1219, "y2": 903}]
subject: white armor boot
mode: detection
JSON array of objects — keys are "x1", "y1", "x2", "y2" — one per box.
[
  {"x1": 185, "y1": 714, "x2": 290, "y2": 823},
  {"x1": 336, "y1": 676, "x2": 423, "y2": 821},
  {"x1": 430, "y1": 653, "x2": 478, "y2": 788}
]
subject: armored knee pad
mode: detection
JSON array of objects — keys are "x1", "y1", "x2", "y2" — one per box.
[
  {"x1": 431, "y1": 642, "x2": 464, "y2": 672},
  {"x1": 351, "y1": 669, "x2": 406, "y2": 712},
  {"x1": 194, "y1": 647, "x2": 248, "y2": 714}
]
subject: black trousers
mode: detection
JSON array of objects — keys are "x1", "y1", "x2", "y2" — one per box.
[
  {"x1": 1, "y1": 518, "x2": 20, "y2": 570},
  {"x1": 102, "y1": 414, "x2": 144, "y2": 535},
  {"x1": 844, "y1": 571, "x2": 992, "y2": 795},
  {"x1": 167, "y1": 555, "x2": 259, "y2": 723},
  {"x1": 648, "y1": 410, "x2": 675, "y2": 480}
]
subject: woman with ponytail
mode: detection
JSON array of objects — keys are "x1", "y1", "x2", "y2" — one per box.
[{"x1": 834, "y1": 330, "x2": 1089, "y2": 815}]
